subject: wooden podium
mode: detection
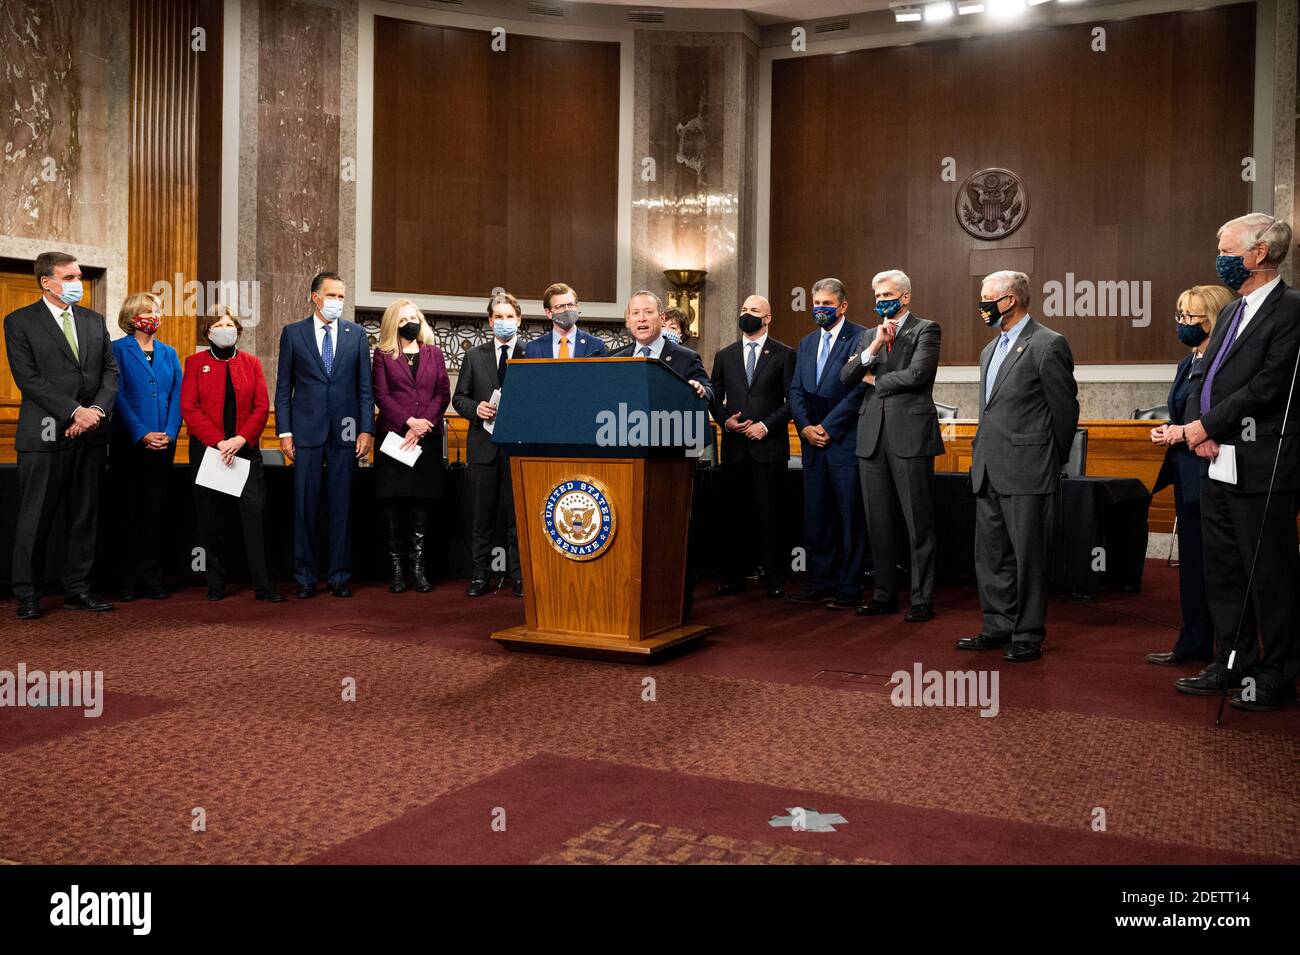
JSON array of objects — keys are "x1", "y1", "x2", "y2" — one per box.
[{"x1": 488, "y1": 357, "x2": 711, "y2": 661}]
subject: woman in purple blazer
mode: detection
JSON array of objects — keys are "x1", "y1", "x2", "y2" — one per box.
[{"x1": 372, "y1": 299, "x2": 451, "y2": 593}]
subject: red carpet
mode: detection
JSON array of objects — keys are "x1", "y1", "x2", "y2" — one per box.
[{"x1": 0, "y1": 562, "x2": 1295, "y2": 865}]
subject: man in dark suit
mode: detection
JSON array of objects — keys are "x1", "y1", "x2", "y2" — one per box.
[
  {"x1": 610, "y1": 291, "x2": 712, "y2": 400},
  {"x1": 452, "y1": 291, "x2": 527, "y2": 597},
  {"x1": 789, "y1": 278, "x2": 868, "y2": 609},
  {"x1": 5, "y1": 251, "x2": 119, "y2": 618},
  {"x1": 275, "y1": 271, "x2": 374, "y2": 598},
  {"x1": 958, "y1": 270, "x2": 1078, "y2": 662},
  {"x1": 710, "y1": 294, "x2": 796, "y2": 598},
  {"x1": 1177, "y1": 214, "x2": 1300, "y2": 711},
  {"x1": 840, "y1": 269, "x2": 944, "y2": 622},
  {"x1": 524, "y1": 283, "x2": 608, "y2": 359}
]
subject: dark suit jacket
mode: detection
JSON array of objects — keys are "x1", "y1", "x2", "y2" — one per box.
[
  {"x1": 610, "y1": 338, "x2": 714, "y2": 399},
  {"x1": 372, "y1": 344, "x2": 451, "y2": 438},
  {"x1": 709, "y1": 335, "x2": 795, "y2": 464},
  {"x1": 523, "y1": 327, "x2": 607, "y2": 359},
  {"x1": 1153, "y1": 351, "x2": 1210, "y2": 504},
  {"x1": 789, "y1": 320, "x2": 867, "y2": 468},
  {"x1": 971, "y1": 317, "x2": 1079, "y2": 496},
  {"x1": 111, "y1": 335, "x2": 183, "y2": 443},
  {"x1": 451, "y1": 337, "x2": 525, "y2": 464},
  {"x1": 274, "y1": 317, "x2": 375, "y2": 447},
  {"x1": 840, "y1": 314, "x2": 944, "y2": 459},
  {"x1": 1196, "y1": 281, "x2": 1300, "y2": 493},
  {"x1": 3, "y1": 300, "x2": 119, "y2": 452}
]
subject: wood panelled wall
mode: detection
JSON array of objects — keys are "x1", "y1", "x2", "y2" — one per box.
[
  {"x1": 370, "y1": 16, "x2": 621, "y2": 302},
  {"x1": 768, "y1": 4, "x2": 1255, "y2": 363},
  {"x1": 129, "y1": 0, "x2": 223, "y2": 356}
]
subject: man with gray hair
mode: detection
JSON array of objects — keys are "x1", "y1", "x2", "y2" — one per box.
[
  {"x1": 1173, "y1": 213, "x2": 1300, "y2": 711},
  {"x1": 840, "y1": 269, "x2": 944, "y2": 622},
  {"x1": 957, "y1": 270, "x2": 1078, "y2": 662}
]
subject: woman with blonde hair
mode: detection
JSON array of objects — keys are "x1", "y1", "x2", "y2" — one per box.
[
  {"x1": 109, "y1": 291, "x2": 182, "y2": 600},
  {"x1": 1146, "y1": 283, "x2": 1235, "y2": 666},
  {"x1": 372, "y1": 299, "x2": 450, "y2": 592}
]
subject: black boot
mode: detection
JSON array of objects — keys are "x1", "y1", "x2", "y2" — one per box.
[
  {"x1": 383, "y1": 505, "x2": 409, "y2": 593},
  {"x1": 410, "y1": 505, "x2": 433, "y2": 592}
]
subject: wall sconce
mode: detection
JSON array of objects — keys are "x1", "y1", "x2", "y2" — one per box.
[{"x1": 663, "y1": 269, "x2": 707, "y2": 339}]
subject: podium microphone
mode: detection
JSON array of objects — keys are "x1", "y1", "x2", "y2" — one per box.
[{"x1": 1216, "y1": 339, "x2": 1300, "y2": 726}]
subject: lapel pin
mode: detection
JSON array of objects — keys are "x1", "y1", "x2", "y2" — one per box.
[
  {"x1": 1016, "y1": 346, "x2": 1024, "y2": 353},
  {"x1": 201, "y1": 365, "x2": 210, "y2": 373}
]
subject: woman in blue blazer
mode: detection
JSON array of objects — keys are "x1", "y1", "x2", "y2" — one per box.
[
  {"x1": 110, "y1": 291, "x2": 183, "y2": 600},
  {"x1": 1146, "y1": 284, "x2": 1235, "y2": 666}
]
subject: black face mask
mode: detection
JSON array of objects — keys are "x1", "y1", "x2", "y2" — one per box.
[
  {"x1": 739, "y1": 312, "x2": 764, "y2": 335},
  {"x1": 398, "y1": 322, "x2": 421, "y2": 342},
  {"x1": 1176, "y1": 322, "x2": 1208, "y2": 347},
  {"x1": 979, "y1": 295, "x2": 1012, "y2": 327}
]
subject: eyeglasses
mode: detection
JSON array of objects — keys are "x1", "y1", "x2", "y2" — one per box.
[
  {"x1": 1175, "y1": 312, "x2": 1207, "y2": 324},
  {"x1": 549, "y1": 303, "x2": 578, "y2": 313}
]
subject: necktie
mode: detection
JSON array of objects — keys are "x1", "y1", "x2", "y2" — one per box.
[
  {"x1": 61, "y1": 310, "x2": 78, "y2": 361},
  {"x1": 1200, "y1": 298, "x2": 1247, "y2": 414},
  {"x1": 321, "y1": 323, "x2": 334, "y2": 375},
  {"x1": 815, "y1": 330, "x2": 831, "y2": 385},
  {"x1": 558, "y1": 336, "x2": 570, "y2": 359},
  {"x1": 498, "y1": 344, "x2": 509, "y2": 383},
  {"x1": 985, "y1": 333, "x2": 1010, "y2": 404},
  {"x1": 745, "y1": 341, "x2": 758, "y2": 385},
  {"x1": 640, "y1": 345, "x2": 652, "y2": 357}
]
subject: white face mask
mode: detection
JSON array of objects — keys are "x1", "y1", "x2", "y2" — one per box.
[
  {"x1": 54, "y1": 278, "x2": 83, "y2": 306},
  {"x1": 208, "y1": 327, "x2": 238, "y2": 349},
  {"x1": 320, "y1": 298, "x2": 344, "y2": 322}
]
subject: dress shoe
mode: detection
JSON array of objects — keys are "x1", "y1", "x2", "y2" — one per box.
[
  {"x1": 1145, "y1": 651, "x2": 1204, "y2": 666},
  {"x1": 63, "y1": 593, "x2": 114, "y2": 612},
  {"x1": 955, "y1": 633, "x2": 1011, "y2": 651},
  {"x1": 466, "y1": 578, "x2": 490, "y2": 597},
  {"x1": 512, "y1": 577, "x2": 524, "y2": 598},
  {"x1": 255, "y1": 589, "x2": 286, "y2": 603},
  {"x1": 16, "y1": 597, "x2": 41, "y2": 620},
  {"x1": 1004, "y1": 642, "x2": 1042, "y2": 662},
  {"x1": 827, "y1": 594, "x2": 860, "y2": 611},
  {"x1": 329, "y1": 583, "x2": 353, "y2": 598},
  {"x1": 766, "y1": 584, "x2": 785, "y2": 599},
  {"x1": 715, "y1": 582, "x2": 746, "y2": 596},
  {"x1": 1228, "y1": 684, "x2": 1296, "y2": 712},
  {"x1": 207, "y1": 587, "x2": 226, "y2": 601},
  {"x1": 856, "y1": 599, "x2": 899, "y2": 617},
  {"x1": 1174, "y1": 669, "x2": 1242, "y2": 696},
  {"x1": 788, "y1": 588, "x2": 835, "y2": 604},
  {"x1": 904, "y1": 603, "x2": 934, "y2": 623},
  {"x1": 144, "y1": 586, "x2": 169, "y2": 600},
  {"x1": 118, "y1": 589, "x2": 139, "y2": 603},
  {"x1": 296, "y1": 585, "x2": 317, "y2": 599}
]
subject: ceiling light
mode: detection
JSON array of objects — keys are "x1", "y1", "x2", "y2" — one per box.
[
  {"x1": 924, "y1": 2, "x2": 955, "y2": 21},
  {"x1": 957, "y1": 1, "x2": 985, "y2": 11},
  {"x1": 893, "y1": 6, "x2": 923, "y2": 21}
]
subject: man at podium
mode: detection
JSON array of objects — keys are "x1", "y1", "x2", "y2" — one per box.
[{"x1": 611, "y1": 290, "x2": 713, "y2": 401}]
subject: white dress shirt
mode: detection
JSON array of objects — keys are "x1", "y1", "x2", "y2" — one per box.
[
  {"x1": 44, "y1": 296, "x2": 79, "y2": 351},
  {"x1": 1236, "y1": 275, "x2": 1281, "y2": 338},
  {"x1": 632, "y1": 333, "x2": 666, "y2": 359}
]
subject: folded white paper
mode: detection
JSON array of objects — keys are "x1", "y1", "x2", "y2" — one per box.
[
  {"x1": 482, "y1": 388, "x2": 502, "y2": 435},
  {"x1": 380, "y1": 430, "x2": 422, "y2": 467},
  {"x1": 195, "y1": 445, "x2": 250, "y2": 497},
  {"x1": 1208, "y1": 443, "x2": 1237, "y2": 485}
]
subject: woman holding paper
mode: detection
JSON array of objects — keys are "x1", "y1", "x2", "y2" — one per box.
[
  {"x1": 1145, "y1": 284, "x2": 1234, "y2": 666},
  {"x1": 371, "y1": 299, "x2": 450, "y2": 593},
  {"x1": 180, "y1": 304, "x2": 282, "y2": 602},
  {"x1": 109, "y1": 292, "x2": 183, "y2": 600}
]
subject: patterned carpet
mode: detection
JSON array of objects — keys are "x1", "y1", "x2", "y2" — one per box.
[{"x1": 0, "y1": 564, "x2": 1296, "y2": 865}]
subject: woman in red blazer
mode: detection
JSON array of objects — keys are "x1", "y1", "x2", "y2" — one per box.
[
  {"x1": 181, "y1": 305, "x2": 283, "y2": 602},
  {"x1": 372, "y1": 298, "x2": 451, "y2": 593}
]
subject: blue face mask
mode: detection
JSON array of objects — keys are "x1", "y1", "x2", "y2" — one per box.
[
  {"x1": 874, "y1": 297, "x2": 903, "y2": 319},
  {"x1": 1176, "y1": 322, "x2": 1208, "y2": 347},
  {"x1": 55, "y1": 279, "x2": 83, "y2": 306},
  {"x1": 662, "y1": 329, "x2": 681, "y2": 345},
  {"x1": 493, "y1": 319, "x2": 517, "y2": 340},
  {"x1": 320, "y1": 298, "x2": 344, "y2": 322},
  {"x1": 812, "y1": 305, "x2": 839, "y2": 327},
  {"x1": 1215, "y1": 255, "x2": 1251, "y2": 291}
]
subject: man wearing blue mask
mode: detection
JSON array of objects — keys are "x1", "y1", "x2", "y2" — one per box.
[
  {"x1": 840, "y1": 269, "x2": 944, "y2": 622},
  {"x1": 1174, "y1": 214, "x2": 1300, "y2": 711},
  {"x1": 789, "y1": 277, "x2": 868, "y2": 609},
  {"x1": 275, "y1": 271, "x2": 375, "y2": 599},
  {"x1": 6, "y1": 251, "x2": 119, "y2": 619},
  {"x1": 452, "y1": 290, "x2": 527, "y2": 598}
]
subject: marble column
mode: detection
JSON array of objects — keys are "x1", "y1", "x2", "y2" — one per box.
[{"x1": 632, "y1": 30, "x2": 759, "y2": 372}]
